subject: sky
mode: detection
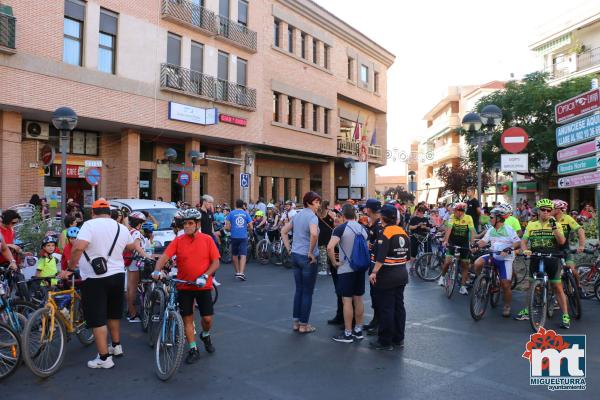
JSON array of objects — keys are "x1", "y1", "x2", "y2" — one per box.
[{"x1": 314, "y1": 0, "x2": 594, "y2": 175}]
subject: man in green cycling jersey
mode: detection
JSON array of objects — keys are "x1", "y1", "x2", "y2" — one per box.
[
  {"x1": 515, "y1": 198, "x2": 571, "y2": 329},
  {"x1": 552, "y1": 199, "x2": 585, "y2": 286}
]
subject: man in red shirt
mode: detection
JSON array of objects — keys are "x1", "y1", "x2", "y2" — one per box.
[
  {"x1": 0, "y1": 210, "x2": 22, "y2": 266},
  {"x1": 153, "y1": 209, "x2": 220, "y2": 364}
]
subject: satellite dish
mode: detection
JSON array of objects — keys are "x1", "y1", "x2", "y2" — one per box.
[
  {"x1": 189, "y1": 150, "x2": 202, "y2": 165},
  {"x1": 164, "y1": 147, "x2": 177, "y2": 162},
  {"x1": 343, "y1": 157, "x2": 355, "y2": 169}
]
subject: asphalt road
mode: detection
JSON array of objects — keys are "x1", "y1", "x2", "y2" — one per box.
[{"x1": 3, "y1": 261, "x2": 599, "y2": 400}]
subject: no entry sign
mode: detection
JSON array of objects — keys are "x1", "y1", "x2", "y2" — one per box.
[{"x1": 501, "y1": 127, "x2": 529, "y2": 153}]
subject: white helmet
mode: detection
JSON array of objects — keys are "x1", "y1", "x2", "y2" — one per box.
[
  {"x1": 267, "y1": 203, "x2": 274, "y2": 209},
  {"x1": 129, "y1": 211, "x2": 147, "y2": 221},
  {"x1": 500, "y1": 203, "x2": 513, "y2": 214}
]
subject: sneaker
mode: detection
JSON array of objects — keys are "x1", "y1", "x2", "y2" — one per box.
[
  {"x1": 87, "y1": 355, "x2": 114, "y2": 369},
  {"x1": 200, "y1": 334, "x2": 215, "y2": 353},
  {"x1": 392, "y1": 339, "x2": 404, "y2": 347},
  {"x1": 368, "y1": 340, "x2": 394, "y2": 351},
  {"x1": 560, "y1": 314, "x2": 571, "y2": 329},
  {"x1": 459, "y1": 285, "x2": 468, "y2": 295},
  {"x1": 327, "y1": 317, "x2": 344, "y2": 325},
  {"x1": 352, "y1": 329, "x2": 364, "y2": 341},
  {"x1": 213, "y1": 278, "x2": 221, "y2": 287},
  {"x1": 437, "y1": 276, "x2": 445, "y2": 286},
  {"x1": 514, "y1": 308, "x2": 529, "y2": 321},
  {"x1": 234, "y1": 273, "x2": 242, "y2": 280},
  {"x1": 185, "y1": 347, "x2": 200, "y2": 364},
  {"x1": 332, "y1": 332, "x2": 354, "y2": 343},
  {"x1": 238, "y1": 274, "x2": 247, "y2": 281},
  {"x1": 502, "y1": 305, "x2": 511, "y2": 318},
  {"x1": 108, "y1": 344, "x2": 124, "y2": 357},
  {"x1": 366, "y1": 326, "x2": 378, "y2": 336},
  {"x1": 317, "y1": 270, "x2": 328, "y2": 276},
  {"x1": 127, "y1": 314, "x2": 141, "y2": 323}
]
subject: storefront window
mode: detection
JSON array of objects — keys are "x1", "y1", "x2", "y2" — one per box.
[{"x1": 140, "y1": 140, "x2": 155, "y2": 162}]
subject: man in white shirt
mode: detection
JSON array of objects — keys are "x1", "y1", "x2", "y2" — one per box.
[{"x1": 62, "y1": 199, "x2": 146, "y2": 370}]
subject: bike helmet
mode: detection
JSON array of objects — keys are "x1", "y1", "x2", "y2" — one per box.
[
  {"x1": 142, "y1": 221, "x2": 154, "y2": 233},
  {"x1": 129, "y1": 211, "x2": 146, "y2": 221},
  {"x1": 490, "y1": 207, "x2": 508, "y2": 219},
  {"x1": 284, "y1": 200, "x2": 292, "y2": 206},
  {"x1": 454, "y1": 202, "x2": 467, "y2": 211},
  {"x1": 66, "y1": 226, "x2": 80, "y2": 238},
  {"x1": 181, "y1": 208, "x2": 201, "y2": 221},
  {"x1": 536, "y1": 198, "x2": 554, "y2": 209},
  {"x1": 500, "y1": 203, "x2": 513, "y2": 213},
  {"x1": 552, "y1": 199, "x2": 568, "y2": 211},
  {"x1": 42, "y1": 235, "x2": 58, "y2": 246},
  {"x1": 255, "y1": 210, "x2": 265, "y2": 217}
]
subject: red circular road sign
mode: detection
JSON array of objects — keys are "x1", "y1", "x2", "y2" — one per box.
[
  {"x1": 501, "y1": 127, "x2": 529, "y2": 153},
  {"x1": 40, "y1": 145, "x2": 55, "y2": 167},
  {"x1": 85, "y1": 167, "x2": 101, "y2": 186},
  {"x1": 176, "y1": 171, "x2": 191, "y2": 187}
]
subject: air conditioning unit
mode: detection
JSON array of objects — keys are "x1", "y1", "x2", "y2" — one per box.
[{"x1": 24, "y1": 121, "x2": 50, "y2": 140}]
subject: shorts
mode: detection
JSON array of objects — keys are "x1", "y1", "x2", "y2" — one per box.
[
  {"x1": 446, "y1": 245, "x2": 470, "y2": 261},
  {"x1": 336, "y1": 271, "x2": 366, "y2": 297},
  {"x1": 231, "y1": 238, "x2": 248, "y2": 256},
  {"x1": 178, "y1": 290, "x2": 214, "y2": 317},
  {"x1": 480, "y1": 255, "x2": 513, "y2": 280},
  {"x1": 529, "y1": 256, "x2": 562, "y2": 283},
  {"x1": 564, "y1": 252, "x2": 575, "y2": 266},
  {"x1": 81, "y1": 273, "x2": 125, "y2": 328}
]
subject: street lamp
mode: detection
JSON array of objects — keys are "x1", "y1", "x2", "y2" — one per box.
[
  {"x1": 408, "y1": 170, "x2": 416, "y2": 194},
  {"x1": 493, "y1": 162, "x2": 501, "y2": 205},
  {"x1": 462, "y1": 104, "x2": 502, "y2": 205},
  {"x1": 52, "y1": 107, "x2": 78, "y2": 218}
]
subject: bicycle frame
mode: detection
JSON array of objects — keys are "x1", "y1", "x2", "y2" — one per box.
[{"x1": 39, "y1": 280, "x2": 82, "y2": 342}]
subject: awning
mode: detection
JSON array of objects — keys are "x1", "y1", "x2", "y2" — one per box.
[
  {"x1": 418, "y1": 190, "x2": 428, "y2": 203},
  {"x1": 427, "y1": 188, "x2": 440, "y2": 205}
]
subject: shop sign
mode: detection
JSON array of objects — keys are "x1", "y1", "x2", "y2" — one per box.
[
  {"x1": 557, "y1": 138, "x2": 600, "y2": 161},
  {"x1": 500, "y1": 154, "x2": 528, "y2": 172},
  {"x1": 219, "y1": 114, "x2": 247, "y2": 127},
  {"x1": 557, "y1": 155, "x2": 600, "y2": 175},
  {"x1": 168, "y1": 102, "x2": 217, "y2": 125},
  {"x1": 555, "y1": 113, "x2": 600, "y2": 147},
  {"x1": 84, "y1": 160, "x2": 103, "y2": 168},
  {"x1": 555, "y1": 88, "x2": 600, "y2": 124},
  {"x1": 140, "y1": 180, "x2": 150, "y2": 189},
  {"x1": 53, "y1": 164, "x2": 85, "y2": 178},
  {"x1": 558, "y1": 171, "x2": 600, "y2": 188}
]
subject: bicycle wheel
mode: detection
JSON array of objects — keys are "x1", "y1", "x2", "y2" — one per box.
[
  {"x1": 256, "y1": 239, "x2": 271, "y2": 265},
  {"x1": 148, "y1": 288, "x2": 166, "y2": 348},
  {"x1": 576, "y1": 264, "x2": 598, "y2": 299},
  {"x1": 490, "y1": 273, "x2": 501, "y2": 309},
  {"x1": 529, "y1": 280, "x2": 547, "y2": 333},
  {"x1": 220, "y1": 241, "x2": 232, "y2": 264},
  {"x1": 282, "y1": 247, "x2": 292, "y2": 269},
  {"x1": 511, "y1": 257, "x2": 528, "y2": 289},
  {"x1": 155, "y1": 310, "x2": 185, "y2": 381},
  {"x1": 445, "y1": 260, "x2": 458, "y2": 299},
  {"x1": 563, "y1": 272, "x2": 582, "y2": 320},
  {"x1": 270, "y1": 242, "x2": 283, "y2": 265},
  {"x1": 595, "y1": 280, "x2": 600, "y2": 302},
  {"x1": 141, "y1": 285, "x2": 152, "y2": 333},
  {"x1": 23, "y1": 307, "x2": 67, "y2": 378},
  {"x1": 10, "y1": 300, "x2": 38, "y2": 318},
  {"x1": 73, "y1": 298, "x2": 94, "y2": 346},
  {"x1": 212, "y1": 285, "x2": 219, "y2": 305},
  {"x1": 0, "y1": 322, "x2": 21, "y2": 381},
  {"x1": 0, "y1": 311, "x2": 27, "y2": 336},
  {"x1": 470, "y1": 274, "x2": 490, "y2": 321},
  {"x1": 416, "y1": 253, "x2": 442, "y2": 281}
]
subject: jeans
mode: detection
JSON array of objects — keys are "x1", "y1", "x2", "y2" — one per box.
[
  {"x1": 376, "y1": 285, "x2": 406, "y2": 346},
  {"x1": 292, "y1": 253, "x2": 318, "y2": 324}
]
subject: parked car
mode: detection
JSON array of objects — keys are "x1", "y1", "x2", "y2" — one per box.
[{"x1": 108, "y1": 199, "x2": 177, "y2": 254}]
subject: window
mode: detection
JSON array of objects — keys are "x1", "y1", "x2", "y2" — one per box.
[
  {"x1": 312, "y1": 39, "x2": 318, "y2": 63},
  {"x1": 140, "y1": 141, "x2": 155, "y2": 162},
  {"x1": 360, "y1": 64, "x2": 368, "y2": 83},
  {"x1": 301, "y1": 32, "x2": 306, "y2": 59},
  {"x1": 63, "y1": 0, "x2": 85, "y2": 66},
  {"x1": 274, "y1": 19, "x2": 280, "y2": 47},
  {"x1": 313, "y1": 105, "x2": 318, "y2": 132},
  {"x1": 324, "y1": 109, "x2": 329, "y2": 134},
  {"x1": 238, "y1": 0, "x2": 248, "y2": 26},
  {"x1": 301, "y1": 101, "x2": 307, "y2": 129},
  {"x1": 237, "y1": 57, "x2": 247, "y2": 86},
  {"x1": 219, "y1": 0, "x2": 229, "y2": 17},
  {"x1": 167, "y1": 33, "x2": 181, "y2": 65},
  {"x1": 288, "y1": 25, "x2": 294, "y2": 53},
  {"x1": 273, "y1": 92, "x2": 280, "y2": 122},
  {"x1": 200, "y1": 173, "x2": 208, "y2": 197},
  {"x1": 347, "y1": 57, "x2": 353, "y2": 80},
  {"x1": 287, "y1": 96, "x2": 294, "y2": 125},
  {"x1": 374, "y1": 71, "x2": 380, "y2": 92},
  {"x1": 191, "y1": 41, "x2": 204, "y2": 72},
  {"x1": 323, "y1": 44, "x2": 329, "y2": 69},
  {"x1": 218, "y1": 51, "x2": 229, "y2": 80},
  {"x1": 50, "y1": 128, "x2": 99, "y2": 156},
  {"x1": 98, "y1": 9, "x2": 118, "y2": 74}
]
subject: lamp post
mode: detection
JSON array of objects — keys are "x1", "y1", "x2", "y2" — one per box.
[
  {"x1": 425, "y1": 182, "x2": 430, "y2": 204},
  {"x1": 462, "y1": 104, "x2": 502, "y2": 205},
  {"x1": 408, "y1": 170, "x2": 416, "y2": 194},
  {"x1": 52, "y1": 107, "x2": 78, "y2": 219},
  {"x1": 493, "y1": 162, "x2": 501, "y2": 206}
]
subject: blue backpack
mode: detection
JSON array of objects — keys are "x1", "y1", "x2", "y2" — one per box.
[{"x1": 339, "y1": 224, "x2": 371, "y2": 272}]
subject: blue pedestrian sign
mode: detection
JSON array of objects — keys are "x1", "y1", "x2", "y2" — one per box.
[
  {"x1": 85, "y1": 167, "x2": 101, "y2": 186},
  {"x1": 240, "y1": 173, "x2": 250, "y2": 188},
  {"x1": 177, "y1": 171, "x2": 191, "y2": 187}
]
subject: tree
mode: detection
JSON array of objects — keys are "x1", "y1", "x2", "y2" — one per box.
[
  {"x1": 436, "y1": 163, "x2": 492, "y2": 201},
  {"x1": 463, "y1": 71, "x2": 594, "y2": 196},
  {"x1": 383, "y1": 185, "x2": 415, "y2": 203}
]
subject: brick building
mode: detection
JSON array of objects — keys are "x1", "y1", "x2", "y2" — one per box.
[{"x1": 0, "y1": 0, "x2": 394, "y2": 209}]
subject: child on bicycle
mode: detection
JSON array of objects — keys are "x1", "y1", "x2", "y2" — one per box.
[
  {"x1": 36, "y1": 234, "x2": 60, "y2": 286},
  {"x1": 61, "y1": 226, "x2": 80, "y2": 271},
  {"x1": 253, "y1": 210, "x2": 267, "y2": 241}
]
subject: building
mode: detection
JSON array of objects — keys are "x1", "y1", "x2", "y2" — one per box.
[
  {"x1": 0, "y1": 0, "x2": 394, "y2": 210},
  {"x1": 416, "y1": 81, "x2": 504, "y2": 205},
  {"x1": 374, "y1": 174, "x2": 406, "y2": 197},
  {"x1": 529, "y1": 3, "x2": 600, "y2": 86}
]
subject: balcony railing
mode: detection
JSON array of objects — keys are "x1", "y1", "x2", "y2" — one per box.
[
  {"x1": 545, "y1": 46, "x2": 600, "y2": 80},
  {"x1": 0, "y1": 11, "x2": 16, "y2": 52},
  {"x1": 161, "y1": 0, "x2": 217, "y2": 35},
  {"x1": 576, "y1": 46, "x2": 600, "y2": 71},
  {"x1": 216, "y1": 15, "x2": 257, "y2": 52},
  {"x1": 160, "y1": 63, "x2": 256, "y2": 110},
  {"x1": 337, "y1": 138, "x2": 383, "y2": 161}
]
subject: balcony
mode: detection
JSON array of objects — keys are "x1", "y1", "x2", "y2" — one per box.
[
  {"x1": 161, "y1": 0, "x2": 257, "y2": 53},
  {"x1": 422, "y1": 142, "x2": 462, "y2": 165},
  {"x1": 337, "y1": 138, "x2": 383, "y2": 162},
  {"x1": 160, "y1": 63, "x2": 256, "y2": 110},
  {"x1": 0, "y1": 11, "x2": 16, "y2": 54},
  {"x1": 425, "y1": 114, "x2": 459, "y2": 140},
  {"x1": 545, "y1": 46, "x2": 600, "y2": 81},
  {"x1": 216, "y1": 15, "x2": 257, "y2": 53}
]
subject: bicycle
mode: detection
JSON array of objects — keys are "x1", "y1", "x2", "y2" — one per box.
[
  {"x1": 510, "y1": 255, "x2": 529, "y2": 290},
  {"x1": 575, "y1": 248, "x2": 600, "y2": 299},
  {"x1": 414, "y1": 231, "x2": 443, "y2": 281},
  {"x1": 469, "y1": 250, "x2": 509, "y2": 321},
  {"x1": 562, "y1": 250, "x2": 582, "y2": 321},
  {"x1": 0, "y1": 267, "x2": 37, "y2": 335},
  {"x1": 256, "y1": 231, "x2": 274, "y2": 265},
  {"x1": 220, "y1": 231, "x2": 232, "y2": 264},
  {"x1": 526, "y1": 251, "x2": 566, "y2": 333},
  {"x1": 132, "y1": 256, "x2": 157, "y2": 333},
  {"x1": 153, "y1": 275, "x2": 204, "y2": 381},
  {"x1": 0, "y1": 322, "x2": 21, "y2": 381},
  {"x1": 443, "y1": 245, "x2": 472, "y2": 299},
  {"x1": 22, "y1": 273, "x2": 94, "y2": 378}
]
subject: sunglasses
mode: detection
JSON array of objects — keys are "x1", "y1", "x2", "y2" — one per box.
[{"x1": 539, "y1": 208, "x2": 553, "y2": 212}]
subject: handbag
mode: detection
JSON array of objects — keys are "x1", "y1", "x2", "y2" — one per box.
[{"x1": 83, "y1": 222, "x2": 121, "y2": 275}]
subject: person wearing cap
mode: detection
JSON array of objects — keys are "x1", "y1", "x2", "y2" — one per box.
[
  {"x1": 369, "y1": 204, "x2": 409, "y2": 350},
  {"x1": 363, "y1": 198, "x2": 382, "y2": 334},
  {"x1": 124, "y1": 210, "x2": 152, "y2": 322},
  {"x1": 60, "y1": 198, "x2": 149, "y2": 369}
]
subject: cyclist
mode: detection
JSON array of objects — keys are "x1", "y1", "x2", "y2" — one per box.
[
  {"x1": 141, "y1": 221, "x2": 155, "y2": 257},
  {"x1": 499, "y1": 204, "x2": 523, "y2": 237},
  {"x1": 408, "y1": 205, "x2": 432, "y2": 273},
  {"x1": 124, "y1": 211, "x2": 151, "y2": 322},
  {"x1": 36, "y1": 235, "x2": 60, "y2": 286},
  {"x1": 61, "y1": 226, "x2": 80, "y2": 271},
  {"x1": 266, "y1": 207, "x2": 280, "y2": 243},
  {"x1": 553, "y1": 199, "x2": 585, "y2": 286},
  {"x1": 515, "y1": 199, "x2": 571, "y2": 328},
  {"x1": 153, "y1": 209, "x2": 220, "y2": 364},
  {"x1": 254, "y1": 210, "x2": 267, "y2": 241},
  {"x1": 0, "y1": 231, "x2": 17, "y2": 270},
  {"x1": 280, "y1": 200, "x2": 297, "y2": 225},
  {"x1": 472, "y1": 207, "x2": 521, "y2": 317},
  {"x1": 438, "y1": 202, "x2": 476, "y2": 295}
]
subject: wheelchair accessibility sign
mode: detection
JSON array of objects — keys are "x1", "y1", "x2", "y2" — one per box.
[{"x1": 240, "y1": 173, "x2": 250, "y2": 188}]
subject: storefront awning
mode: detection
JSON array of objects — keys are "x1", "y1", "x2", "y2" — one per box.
[{"x1": 427, "y1": 188, "x2": 440, "y2": 205}]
